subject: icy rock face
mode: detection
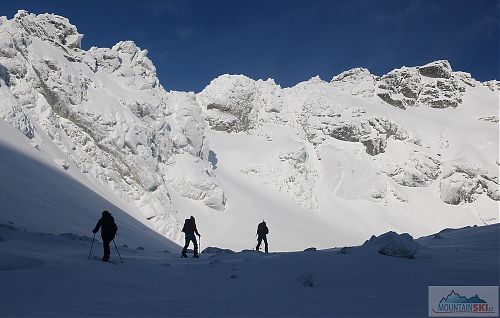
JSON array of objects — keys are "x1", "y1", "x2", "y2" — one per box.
[
  {"x1": 0, "y1": 11, "x2": 225, "y2": 243},
  {"x1": 197, "y1": 74, "x2": 282, "y2": 132},
  {"x1": 376, "y1": 60, "x2": 466, "y2": 109},
  {"x1": 440, "y1": 162, "x2": 499, "y2": 204},
  {"x1": 294, "y1": 86, "x2": 408, "y2": 155},
  {"x1": 363, "y1": 231, "x2": 419, "y2": 258},
  {"x1": 284, "y1": 76, "x2": 400, "y2": 157},
  {"x1": 13, "y1": 10, "x2": 83, "y2": 50},
  {"x1": 276, "y1": 147, "x2": 318, "y2": 208},
  {"x1": 0, "y1": 77, "x2": 34, "y2": 138},
  {"x1": 418, "y1": 60, "x2": 452, "y2": 79},
  {"x1": 197, "y1": 75, "x2": 257, "y2": 132},
  {"x1": 89, "y1": 41, "x2": 158, "y2": 90},
  {"x1": 418, "y1": 77, "x2": 465, "y2": 108},
  {"x1": 331, "y1": 67, "x2": 377, "y2": 97},
  {"x1": 388, "y1": 152, "x2": 442, "y2": 187},
  {"x1": 376, "y1": 67, "x2": 422, "y2": 109},
  {"x1": 197, "y1": 63, "x2": 498, "y2": 209}
]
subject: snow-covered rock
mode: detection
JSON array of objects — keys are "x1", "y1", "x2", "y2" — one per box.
[
  {"x1": 389, "y1": 152, "x2": 442, "y2": 187},
  {"x1": 201, "y1": 247, "x2": 235, "y2": 254},
  {"x1": 483, "y1": 80, "x2": 500, "y2": 91},
  {"x1": 13, "y1": 10, "x2": 83, "y2": 51},
  {"x1": 376, "y1": 66, "x2": 422, "y2": 109},
  {"x1": 0, "y1": 11, "x2": 225, "y2": 244},
  {"x1": 197, "y1": 74, "x2": 282, "y2": 133},
  {"x1": 440, "y1": 162, "x2": 499, "y2": 204},
  {"x1": 0, "y1": 77, "x2": 34, "y2": 138},
  {"x1": 0, "y1": 11, "x2": 497, "y2": 251},
  {"x1": 418, "y1": 76, "x2": 465, "y2": 108},
  {"x1": 375, "y1": 60, "x2": 466, "y2": 109},
  {"x1": 418, "y1": 60, "x2": 452, "y2": 79},
  {"x1": 197, "y1": 75, "x2": 258, "y2": 132},
  {"x1": 363, "y1": 231, "x2": 419, "y2": 258},
  {"x1": 331, "y1": 67, "x2": 377, "y2": 97}
]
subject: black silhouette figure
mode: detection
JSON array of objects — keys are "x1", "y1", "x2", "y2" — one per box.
[
  {"x1": 181, "y1": 216, "x2": 201, "y2": 258},
  {"x1": 256, "y1": 220, "x2": 269, "y2": 253},
  {"x1": 92, "y1": 210, "x2": 118, "y2": 262}
]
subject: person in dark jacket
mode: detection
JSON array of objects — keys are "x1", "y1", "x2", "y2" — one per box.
[
  {"x1": 92, "y1": 210, "x2": 118, "y2": 262},
  {"x1": 181, "y1": 216, "x2": 201, "y2": 258},
  {"x1": 256, "y1": 220, "x2": 269, "y2": 253}
]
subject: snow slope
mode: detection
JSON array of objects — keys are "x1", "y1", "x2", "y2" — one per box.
[
  {"x1": 0, "y1": 222, "x2": 497, "y2": 317},
  {"x1": 0, "y1": 11, "x2": 498, "y2": 251},
  {"x1": 0, "y1": 114, "x2": 178, "y2": 251},
  {"x1": 196, "y1": 70, "x2": 498, "y2": 249}
]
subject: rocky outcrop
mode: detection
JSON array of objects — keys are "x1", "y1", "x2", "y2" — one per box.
[
  {"x1": 440, "y1": 162, "x2": 499, "y2": 204},
  {"x1": 418, "y1": 77, "x2": 465, "y2": 108},
  {"x1": 376, "y1": 67, "x2": 422, "y2": 109},
  {"x1": 386, "y1": 152, "x2": 442, "y2": 187},
  {"x1": 375, "y1": 60, "x2": 466, "y2": 109},
  {"x1": 417, "y1": 60, "x2": 452, "y2": 79},
  {"x1": 300, "y1": 103, "x2": 408, "y2": 155},
  {"x1": 478, "y1": 116, "x2": 499, "y2": 123},
  {"x1": 197, "y1": 75, "x2": 260, "y2": 132},
  {"x1": 483, "y1": 80, "x2": 500, "y2": 91},
  {"x1": 363, "y1": 231, "x2": 419, "y2": 259},
  {"x1": 0, "y1": 75, "x2": 34, "y2": 138},
  {"x1": 13, "y1": 10, "x2": 83, "y2": 50},
  {"x1": 331, "y1": 67, "x2": 376, "y2": 97}
]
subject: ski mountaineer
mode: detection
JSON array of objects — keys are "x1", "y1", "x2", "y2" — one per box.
[
  {"x1": 92, "y1": 210, "x2": 118, "y2": 262},
  {"x1": 181, "y1": 216, "x2": 201, "y2": 258},
  {"x1": 255, "y1": 220, "x2": 269, "y2": 253}
]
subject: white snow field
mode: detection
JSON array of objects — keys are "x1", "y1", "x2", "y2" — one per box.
[
  {"x1": 0, "y1": 10, "x2": 498, "y2": 317},
  {"x1": 0, "y1": 221, "x2": 498, "y2": 317}
]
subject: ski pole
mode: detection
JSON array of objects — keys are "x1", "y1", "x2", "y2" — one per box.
[
  {"x1": 88, "y1": 233, "x2": 95, "y2": 260},
  {"x1": 113, "y1": 239, "x2": 124, "y2": 263},
  {"x1": 198, "y1": 235, "x2": 201, "y2": 252}
]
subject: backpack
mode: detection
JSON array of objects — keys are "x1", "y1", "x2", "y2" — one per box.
[
  {"x1": 257, "y1": 222, "x2": 268, "y2": 235},
  {"x1": 111, "y1": 218, "x2": 118, "y2": 235},
  {"x1": 182, "y1": 219, "x2": 194, "y2": 233}
]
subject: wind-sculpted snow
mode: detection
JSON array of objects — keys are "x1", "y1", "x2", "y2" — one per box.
[
  {"x1": 240, "y1": 145, "x2": 319, "y2": 210},
  {"x1": 0, "y1": 11, "x2": 498, "y2": 250},
  {"x1": 197, "y1": 74, "x2": 282, "y2": 132},
  {"x1": 440, "y1": 161, "x2": 500, "y2": 204},
  {"x1": 0, "y1": 77, "x2": 34, "y2": 138},
  {"x1": 196, "y1": 58, "x2": 498, "y2": 214},
  {"x1": 331, "y1": 67, "x2": 376, "y2": 97},
  {"x1": 0, "y1": 11, "x2": 225, "y2": 243}
]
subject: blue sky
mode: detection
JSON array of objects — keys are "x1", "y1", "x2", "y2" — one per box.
[{"x1": 1, "y1": 0, "x2": 498, "y2": 92}]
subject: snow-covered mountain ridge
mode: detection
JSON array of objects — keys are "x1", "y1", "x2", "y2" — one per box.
[{"x1": 0, "y1": 11, "x2": 498, "y2": 250}]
